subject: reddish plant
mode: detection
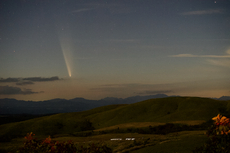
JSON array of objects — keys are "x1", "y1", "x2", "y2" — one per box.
[
  {"x1": 24, "y1": 132, "x2": 35, "y2": 141},
  {"x1": 17, "y1": 133, "x2": 112, "y2": 153}
]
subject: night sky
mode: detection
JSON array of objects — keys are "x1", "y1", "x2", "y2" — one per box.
[{"x1": 0, "y1": 0, "x2": 230, "y2": 101}]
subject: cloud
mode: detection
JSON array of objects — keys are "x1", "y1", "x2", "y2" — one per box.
[
  {"x1": 171, "y1": 54, "x2": 230, "y2": 58},
  {"x1": 90, "y1": 84, "x2": 125, "y2": 92},
  {"x1": 170, "y1": 49, "x2": 230, "y2": 68},
  {"x1": 207, "y1": 59, "x2": 230, "y2": 68},
  {"x1": 109, "y1": 39, "x2": 140, "y2": 43},
  {"x1": 0, "y1": 76, "x2": 61, "y2": 85},
  {"x1": 181, "y1": 9, "x2": 224, "y2": 15},
  {"x1": 22, "y1": 76, "x2": 60, "y2": 82},
  {"x1": 90, "y1": 83, "x2": 173, "y2": 94},
  {"x1": 16, "y1": 81, "x2": 34, "y2": 86},
  {"x1": 170, "y1": 54, "x2": 197, "y2": 57},
  {"x1": 170, "y1": 50, "x2": 230, "y2": 58},
  {"x1": 71, "y1": 8, "x2": 94, "y2": 13},
  {"x1": 0, "y1": 78, "x2": 19, "y2": 83},
  {"x1": 71, "y1": 2, "x2": 135, "y2": 15},
  {"x1": 135, "y1": 90, "x2": 172, "y2": 95},
  {"x1": 227, "y1": 49, "x2": 230, "y2": 55},
  {"x1": 91, "y1": 84, "x2": 144, "y2": 90},
  {"x1": 0, "y1": 86, "x2": 43, "y2": 95}
]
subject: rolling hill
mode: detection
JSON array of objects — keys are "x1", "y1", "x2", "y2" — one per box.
[
  {"x1": 88, "y1": 97, "x2": 229, "y2": 128},
  {"x1": 0, "y1": 97, "x2": 229, "y2": 139}
]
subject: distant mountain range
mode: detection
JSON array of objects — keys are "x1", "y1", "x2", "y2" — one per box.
[
  {"x1": 0, "y1": 94, "x2": 229, "y2": 115},
  {"x1": 217, "y1": 96, "x2": 230, "y2": 101}
]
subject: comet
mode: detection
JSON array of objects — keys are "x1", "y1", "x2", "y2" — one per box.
[
  {"x1": 56, "y1": 24, "x2": 77, "y2": 78},
  {"x1": 62, "y1": 49, "x2": 72, "y2": 77},
  {"x1": 59, "y1": 37, "x2": 73, "y2": 78}
]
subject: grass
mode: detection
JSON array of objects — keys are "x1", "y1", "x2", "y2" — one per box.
[
  {"x1": 0, "y1": 130, "x2": 208, "y2": 153},
  {"x1": 0, "y1": 97, "x2": 229, "y2": 152},
  {"x1": 94, "y1": 120, "x2": 205, "y2": 132},
  {"x1": 132, "y1": 131, "x2": 208, "y2": 153},
  {"x1": 89, "y1": 97, "x2": 228, "y2": 128}
]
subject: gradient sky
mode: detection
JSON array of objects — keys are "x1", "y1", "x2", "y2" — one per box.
[{"x1": 0, "y1": 0, "x2": 230, "y2": 101}]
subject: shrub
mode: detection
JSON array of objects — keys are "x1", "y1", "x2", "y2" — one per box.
[{"x1": 193, "y1": 114, "x2": 230, "y2": 153}]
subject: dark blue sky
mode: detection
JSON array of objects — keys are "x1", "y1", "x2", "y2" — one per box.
[{"x1": 0, "y1": 0, "x2": 230, "y2": 100}]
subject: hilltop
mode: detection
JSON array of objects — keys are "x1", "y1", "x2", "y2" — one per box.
[{"x1": 88, "y1": 96, "x2": 229, "y2": 128}]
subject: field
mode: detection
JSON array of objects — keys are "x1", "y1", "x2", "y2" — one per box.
[{"x1": 0, "y1": 97, "x2": 229, "y2": 152}]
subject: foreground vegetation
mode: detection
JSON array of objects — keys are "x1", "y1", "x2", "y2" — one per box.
[
  {"x1": 0, "y1": 120, "x2": 213, "y2": 153},
  {"x1": 3, "y1": 114, "x2": 230, "y2": 152},
  {"x1": 1, "y1": 130, "x2": 207, "y2": 153},
  {"x1": 193, "y1": 114, "x2": 230, "y2": 152},
  {"x1": 0, "y1": 97, "x2": 230, "y2": 152}
]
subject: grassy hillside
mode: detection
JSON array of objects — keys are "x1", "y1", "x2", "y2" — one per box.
[
  {"x1": 132, "y1": 131, "x2": 208, "y2": 153},
  {"x1": 0, "y1": 104, "x2": 125, "y2": 139},
  {"x1": 89, "y1": 97, "x2": 228, "y2": 128},
  {"x1": 0, "y1": 97, "x2": 229, "y2": 139}
]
